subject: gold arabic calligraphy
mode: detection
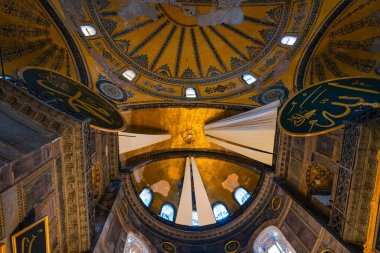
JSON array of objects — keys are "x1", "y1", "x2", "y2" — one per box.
[
  {"x1": 36, "y1": 73, "x2": 112, "y2": 125},
  {"x1": 287, "y1": 81, "x2": 379, "y2": 133}
]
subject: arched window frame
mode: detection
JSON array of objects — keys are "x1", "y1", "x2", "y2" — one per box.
[
  {"x1": 253, "y1": 226, "x2": 296, "y2": 253},
  {"x1": 184, "y1": 87, "x2": 198, "y2": 98},
  {"x1": 139, "y1": 187, "x2": 153, "y2": 208},
  {"x1": 212, "y1": 202, "x2": 230, "y2": 222},
  {"x1": 280, "y1": 35, "x2": 297, "y2": 46},
  {"x1": 80, "y1": 24, "x2": 97, "y2": 37},
  {"x1": 241, "y1": 73, "x2": 258, "y2": 85},
  {"x1": 233, "y1": 186, "x2": 252, "y2": 206},
  {"x1": 159, "y1": 202, "x2": 176, "y2": 222}
]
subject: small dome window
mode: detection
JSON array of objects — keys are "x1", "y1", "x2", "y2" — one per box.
[
  {"x1": 185, "y1": 87, "x2": 197, "y2": 98},
  {"x1": 213, "y1": 203, "x2": 229, "y2": 221},
  {"x1": 242, "y1": 73, "x2": 257, "y2": 85},
  {"x1": 160, "y1": 204, "x2": 175, "y2": 222},
  {"x1": 280, "y1": 35, "x2": 297, "y2": 46},
  {"x1": 234, "y1": 187, "x2": 251, "y2": 206},
  {"x1": 80, "y1": 25, "x2": 97, "y2": 37},
  {"x1": 139, "y1": 188, "x2": 153, "y2": 207},
  {"x1": 123, "y1": 69, "x2": 137, "y2": 81},
  {"x1": 192, "y1": 210, "x2": 199, "y2": 226}
]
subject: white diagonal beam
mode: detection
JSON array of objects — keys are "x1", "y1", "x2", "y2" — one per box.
[
  {"x1": 175, "y1": 157, "x2": 193, "y2": 226},
  {"x1": 191, "y1": 157, "x2": 216, "y2": 226}
]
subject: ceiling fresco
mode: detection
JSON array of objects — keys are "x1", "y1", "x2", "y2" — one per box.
[
  {"x1": 0, "y1": 0, "x2": 85, "y2": 83},
  {"x1": 131, "y1": 157, "x2": 261, "y2": 221},
  {"x1": 299, "y1": 0, "x2": 380, "y2": 89}
]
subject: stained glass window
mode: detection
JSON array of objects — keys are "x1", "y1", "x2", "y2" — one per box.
[
  {"x1": 160, "y1": 204, "x2": 175, "y2": 222},
  {"x1": 139, "y1": 188, "x2": 153, "y2": 207},
  {"x1": 234, "y1": 187, "x2": 251, "y2": 206},
  {"x1": 213, "y1": 203, "x2": 229, "y2": 221},
  {"x1": 253, "y1": 226, "x2": 295, "y2": 253},
  {"x1": 123, "y1": 232, "x2": 149, "y2": 253}
]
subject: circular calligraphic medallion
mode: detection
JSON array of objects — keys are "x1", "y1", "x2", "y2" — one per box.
[
  {"x1": 278, "y1": 77, "x2": 380, "y2": 136},
  {"x1": 271, "y1": 196, "x2": 282, "y2": 211},
  {"x1": 258, "y1": 86, "x2": 289, "y2": 105},
  {"x1": 224, "y1": 240, "x2": 240, "y2": 253},
  {"x1": 96, "y1": 80, "x2": 128, "y2": 102},
  {"x1": 161, "y1": 241, "x2": 176, "y2": 253},
  {"x1": 321, "y1": 249, "x2": 334, "y2": 253},
  {"x1": 19, "y1": 67, "x2": 126, "y2": 132}
]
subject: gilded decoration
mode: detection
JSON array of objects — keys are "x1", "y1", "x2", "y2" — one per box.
[
  {"x1": 0, "y1": 0, "x2": 82, "y2": 82},
  {"x1": 300, "y1": 0, "x2": 380, "y2": 90},
  {"x1": 120, "y1": 107, "x2": 241, "y2": 161},
  {"x1": 11, "y1": 216, "x2": 50, "y2": 253},
  {"x1": 78, "y1": 0, "x2": 320, "y2": 101},
  {"x1": 131, "y1": 157, "x2": 261, "y2": 218}
]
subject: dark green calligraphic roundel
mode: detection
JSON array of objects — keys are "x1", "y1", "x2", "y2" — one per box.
[
  {"x1": 19, "y1": 67, "x2": 126, "y2": 132},
  {"x1": 278, "y1": 77, "x2": 380, "y2": 136},
  {"x1": 161, "y1": 242, "x2": 176, "y2": 253},
  {"x1": 225, "y1": 240, "x2": 240, "y2": 253}
]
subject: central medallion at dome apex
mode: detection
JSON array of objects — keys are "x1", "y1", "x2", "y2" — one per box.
[{"x1": 86, "y1": 0, "x2": 316, "y2": 88}]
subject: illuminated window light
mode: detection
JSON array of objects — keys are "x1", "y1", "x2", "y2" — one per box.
[
  {"x1": 122, "y1": 69, "x2": 137, "y2": 81},
  {"x1": 80, "y1": 25, "x2": 97, "y2": 37},
  {"x1": 280, "y1": 35, "x2": 297, "y2": 46},
  {"x1": 139, "y1": 188, "x2": 153, "y2": 207},
  {"x1": 213, "y1": 203, "x2": 229, "y2": 221},
  {"x1": 242, "y1": 73, "x2": 257, "y2": 85},
  {"x1": 234, "y1": 187, "x2": 251, "y2": 206},
  {"x1": 160, "y1": 204, "x2": 175, "y2": 222},
  {"x1": 185, "y1": 87, "x2": 197, "y2": 98},
  {"x1": 192, "y1": 210, "x2": 199, "y2": 226}
]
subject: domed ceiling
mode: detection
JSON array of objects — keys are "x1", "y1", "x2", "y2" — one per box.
[
  {"x1": 131, "y1": 156, "x2": 261, "y2": 226},
  {"x1": 78, "y1": 0, "x2": 322, "y2": 104}
]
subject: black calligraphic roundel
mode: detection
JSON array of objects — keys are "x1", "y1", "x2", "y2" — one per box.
[
  {"x1": 19, "y1": 67, "x2": 126, "y2": 131},
  {"x1": 278, "y1": 77, "x2": 380, "y2": 136}
]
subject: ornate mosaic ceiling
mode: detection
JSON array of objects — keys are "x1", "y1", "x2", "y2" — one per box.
[
  {"x1": 298, "y1": 0, "x2": 380, "y2": 89},
  {"x1": 82, "y1": 0, "x2": 321, "y2": 103},
  {"x1": 131, "y1": 156, "x2": 261, "y2": 224}
]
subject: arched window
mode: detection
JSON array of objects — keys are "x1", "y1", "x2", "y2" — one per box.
[
  {"x1": 122, "y1": 69, "x2": 137, "y2": 81},
  {"x1": 253, "y1": 226, "x2": 296, "y2": 253},
  {"x1": 192, "y1": 210, "x2": 199, "y2": 226},
  {"x1": 124, "y1": 232, "x2": 150, "y2": 253},
  {"x1": 234, "y1": 187, "x2": 251, "y2": 206},
  {"x1": 212, "y1": 203, "x2": 229, "y2": 221},
  {"x1": 280, "y1": 35, "x2": 297, "y2": 46},
  {"x1": 160, "y1": 203, "x2": 175, "y2": 222},
  {"x1": 242, "y1": 73, "x2": 257, "y2": 85},
  {"x1": 139, "y1": 188, "x2": 153, "y2": 207},
  {"x1": 80, "y1": 25, "x2": 97, "y2": 37},
  {"x1": 185, "y1": 87, "x2": 197, "y2": 98}
]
